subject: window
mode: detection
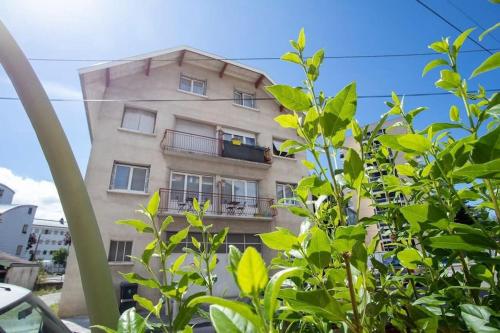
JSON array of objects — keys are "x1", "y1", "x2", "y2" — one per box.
[
  {"x1": 108, "y1": 240, "x2": 133, "y2": 262},
  {"x1": 21, "y1": 224, "x2": 28, "y2": 234},
  {"x1": 45, "y1": 240, "x2": 49, "y2": 245},
  {"x1": 276, "y1": 183, "x2": 296, "y2": 205},
  {"x1": 221, "y1": 178, "x2": 257, "y2": 200},
  {"x1": 234, "y1": 90, "x2": 256, "y2": 108},
  {"x1": 170, "y1": 172, "x2": 213, "y2": 204},
  {"x1": 44, "y1": 229, "x2": 51, "y2": 235},
  {"x1": 0, "y1": 189, "x2": 3, "y2": 197},
  {"x1": 15, "y1": 245, "x2": 23, "y2": 256},
  {"x1": 223, "y1": 129, "x2": 256, "y2": 146},
  {"x1": 28, "y1": 207, "x2": 33, "y2": 215},
  {"x1": 51, "y1": 240, "x2": 56, "y2": 245},
  {"x1": 58, "y1": 241, "x2": 62, "y2": 245},
  {"x1": 121, "y1": 107, "x2": 156, "y2": 134},
  {"x1": 110, "y1": 163, "x2": 150, "y2": 192},
  {"x1": 273, "y1": 138, "x2": 295, "y2": 158},
  {"x1": 60, "y1": 231, "x2": 64, "y2": 235},
  {"x1": 179, "y1": 75, "x2": 206, "y2": 96},
  {"x1": 43, "y1": 250, "x2": 47, "y2": 255},
  {"x1": 33, "y1": 228, "x2": 39, "y2": 233}
]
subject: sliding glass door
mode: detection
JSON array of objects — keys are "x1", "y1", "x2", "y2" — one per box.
[{"x1": 169, "y1": 172, "x2": 214, "y2": 210}]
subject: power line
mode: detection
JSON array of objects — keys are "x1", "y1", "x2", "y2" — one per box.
[
  {"x1": 0, "y1": 89, "x2": 498, "y2": 103},
  {"x1": 415, "y1": 0, "x2": 493, "y2": 55},
  {"x1": 446, "y1": 0, "x2": 500, "y2": 45},
  {"x1": 24, "y1": 48, "x2": 499, "y2": 63}
]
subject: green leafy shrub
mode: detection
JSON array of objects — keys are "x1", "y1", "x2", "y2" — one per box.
[{"x1": 97, "y1": 23, "x2": 499, "y2": 333}]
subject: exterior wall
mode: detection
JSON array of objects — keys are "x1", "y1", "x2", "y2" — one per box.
[
  {"x1": 0, "y1": 184, "x2": 15, "y2": 204},
  {"x1": 60, "y1": 56, "x2": 308, "y2": 317},
  {"x1": 0, "y1": 205, "x2": 37, "y2": 257},
  {"x1": 5, "y1": 265, "x2": 39, "y2": 290},
  {"x1": 31, "y1": 222, "x2": 69, "y2": 260}
]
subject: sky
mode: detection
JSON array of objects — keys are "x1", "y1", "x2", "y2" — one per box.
[{"x1": 0, "y1": 0, "x2": 498, "y2": 219}]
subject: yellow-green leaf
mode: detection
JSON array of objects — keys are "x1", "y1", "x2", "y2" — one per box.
[
  {"x1": 471, "y1": 52, "x2": 500, "y2": 78},
  {"x1": 237, "y1": 247, "x2": 268, "y2": 295}
]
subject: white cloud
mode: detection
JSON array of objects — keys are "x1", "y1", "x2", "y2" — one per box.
[
  {"x1": 41, "y1": 81, "x2": 82, "y2": 100},
  {"x1": 0, "y1": 167, "x2": 64, "y2": 220}
]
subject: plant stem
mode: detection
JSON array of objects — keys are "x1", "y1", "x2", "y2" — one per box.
[
  {"x1": 485, "y1": 179, "x2": 500, "y2": 222},
  {"x1": 343, "y1": 253, "x2": 361, "y2": 332}
]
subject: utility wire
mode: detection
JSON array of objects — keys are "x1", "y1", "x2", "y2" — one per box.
[
  {"x1": 0, "y1": 89, "x2": 498, "y2": 103},
  {"x1": 416, "y1": 0, "x2": 493, "y2": 55},
  {"x1": 24, "y1": 48, "x2": 499, "y2": 63},
  {"x1": 446, "y1": 0, "x2": 500, "y2": 45}
]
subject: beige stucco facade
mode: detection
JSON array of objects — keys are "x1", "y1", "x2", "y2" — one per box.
[{"x1": 59, "y1": 47, "x2": 308, "y2": 317}]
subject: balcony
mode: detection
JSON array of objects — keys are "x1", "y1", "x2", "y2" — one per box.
[
  {"x1": 158, "y1": 188, "x2": 276, "y2": 219},
  {"x1": 161, "y1": 129, "x2": 272, "y2": 165}
]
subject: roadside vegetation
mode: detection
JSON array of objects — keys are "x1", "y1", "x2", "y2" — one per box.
[{"x1": 95, "y1": 18, "x2": 499, "y2": 333}]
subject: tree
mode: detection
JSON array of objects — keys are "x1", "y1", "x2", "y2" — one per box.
[{"x1": 52, "y1": 248, "x2": 68, "y2": 267}]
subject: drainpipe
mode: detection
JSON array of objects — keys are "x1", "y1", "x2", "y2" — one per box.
[{"x1": 0, "y1": 20, "x2": 119, "y2": 330}]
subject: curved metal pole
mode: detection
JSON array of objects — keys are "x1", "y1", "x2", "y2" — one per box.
[{"x1": 0, "y1": 20, "x2": 119, "y2": 329}]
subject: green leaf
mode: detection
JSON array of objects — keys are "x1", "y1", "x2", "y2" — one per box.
[
  {"x1": 266, "y1": 85, "x2": 311, "y2": 111},
  {"x1": 321, "y1": 82, "x2": 357, "y2": 142},
  {"x1": 351, "y1": 242, "x2": 368, "y2": 273},
  {"x1": 453, "y1": 159, "x2": 500, "y2": 180},
  {"x1": 263, "y1": 267, "x2": 303, "y2": 325},
  {"x1": 259, "y1": 228, "x2": 298, "y2": 251},
  {"x1": 169, "y1": 227, "x2": 190, "y2": 245},
  {"x1": 378, "y1": 133, "x2": 431, "y2": 154},
  {"x1": 117, "y1": 308, "x2": 146, "y2": 333},
  {"x1": 470, "y1": 264, "x2": 494, "y2": 283},
  {"x1": 297, "y1": 28, "x2": 306, "y2": 51},
  {"x1": 460, "y1": 304, "x2": 499, "y2": 333},
  {"x1": 116, "y1": 219, "x2": 153, "y2": 233},
  {"x1": 288, "y1": 206, "x2": 311, "y2": 217},
  {"x1": 307, "y1": 227, "x2": 331, "y2": 268},
  {"x1": 472, "y1": 126, "x2": 500, "y2": 164},
  {"x1": 146, "y1": 191, "x2": 160, "y2": 216},
  {"x1": 284, "y1": 289, "x2": 344, "y2": 322},
  {"x1": 453, "y1": 27, "x2": 475, "y2": 52},
  {"x1": 397, "y1": 248, "x2": 422, "y2": 270},
  {"x1": 133, "y1": 294, "x2": 155, "y2": 313},
  {"x1": 159, "y1": 216, "x2": 173, "y2": 233},
  {"x1": 281, "y1": 52, "x2": 302, "y2": 64},
  {"x1": 422, "y1": 58, "x2": 449, "y2": 77},
  {"x1": 343, "y1": 148, "x2": 363, "y2": 188},
  {"x1": 479, "y1": 23, "x2": 500, "y2": 41},
  {"x1": 121, "y1": 272, "x2": 159, "y2": 289},
  {"x1": 301, "y1": 160, "x2": 316, "y2": 170},
  {"x1": 172, "y1": 253, "x2": 188, "y2": 272},
  {"x1": 471, "y1": 52, "x2": 500, "y2": 78},
  {"x1": 428, "y1": 40, "x2": 449, "y2": 53},
  {"x1": 450, "y1": 105, "x2": 460, "y2": 122},
  {"x1": 237, "y1": 246, "x2": 268, "y2": 295},
  {"x1": 333, "y1": 224, "x2": 365, "y2": 253},
  {"x1": 142, "y1": 239, "x2": 157, "y2": 265},
  {"x1": 188, "y1": 296, "x2": 262, "y2": 328},
  {"x1": 185, "y1": 212, "x2": 203, "y2": 228},
  {"x1": 399, "y1": 203, "x2": 446, "y2": 233},
  {"x1": 210, "y1": 305, "x2": 257, "y2": 333},
  {"x1": 424, "y1": 234, "x2": 497, "y2": 252},
  {"x1": 274, "y1": 114, "x2": 299, "y2": 129},
  {"x1": 436, "y1": 69, "x2": 461, "y2": 90},
  {"x1": 92, "y1": 326, "x2": 117, "y2": 333}
]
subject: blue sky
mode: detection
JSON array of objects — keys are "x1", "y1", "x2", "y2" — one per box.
[{"x1": 0, "y1": 1, "x2": 498, "y2": 216}]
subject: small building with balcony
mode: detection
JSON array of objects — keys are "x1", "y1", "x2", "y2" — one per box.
[{"x1": 60, "y1": 46, "x2": 308, "y2": 317}]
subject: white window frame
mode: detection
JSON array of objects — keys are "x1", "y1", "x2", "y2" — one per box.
[
  {"x1": 276, "y1": 183, "x2": 297, "y2": 205},
  {"x1": 120, "y1": 107, "x2": 157, "y2": 134},
  {"x1": 15, "y1": 245, "x2": 23, "y2": 256},
  {"x1": 169, "y1": 172, "x2": 214, "y2": 202},
  {"x1": 222, "y1": 128, "x2": 256, "y2": 146},
  {"x1": 110, "y1": 162, "x2": 150, "y2": 193},
  {"x1": 179, "y1": 74, "x2": 207, "y2": 96},
  {"x1": 108, "y1": 240, "x2": 133, "y2": 262},
  {"x1": 233, "y1": 90, "x2": 256, "y2": 109},
  {"x1": 21, "y1": 224, "x2": 28, "y2": 234},
  {"x1": 221, "y1": 178, "x2": 258, "y2": 198}
]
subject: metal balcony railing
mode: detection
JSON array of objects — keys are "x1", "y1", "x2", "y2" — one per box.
[
  {"x1": 158, "y1": 188, "x2": 276, "y2": 218},
  {"x1": 161, "y1": 129, "x2": 272, "y2": 164}
]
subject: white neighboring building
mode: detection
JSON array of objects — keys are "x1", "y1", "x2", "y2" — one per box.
[
  {"x1": 0, "y1": 183, "x2": 37, "y2": 257},
  {"x1": 31, "y1": 218, "x2": 69, "y2": 260}
]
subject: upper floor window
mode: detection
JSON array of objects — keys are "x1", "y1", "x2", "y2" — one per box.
[
  {"x1": 0, "y1": 189, "x2": 4, "y2": 197},
  {"x1": 222, "y1": 129, "x2": 256, "y2": 146},
  {"x1": 276, "y1": 183, "x2": 296, "y2": 205},
  {"x1": 44, "y1": 229, "x2": 51, "y2": 235},
  {"x1": 21, "y1": 224, "x2": 28, "y2": 234},
  {"x1": 108, "y1": 240, "x2": 132, "y2": 262},
  {"x1": 179, "y1": 75, "x2": 206, "y2": 96},
  {"x1": 28, "y1": 207, "x2": 33, "y2": 215},
  {"x1": 234, "y1": 90, "x2": 256, "y2": 109},
  {"x1": 110, "y1": 162, "x2": 150, "y2": 193},
  {"x1": 16, "y1": 245, "x2": 23, "y2": 256},
  {"x1": 121, "y1": 107, "x2": 156, "y2": 134},
  {"x1": 273, "y1": 138, "x2": 295, "y2": 158}
]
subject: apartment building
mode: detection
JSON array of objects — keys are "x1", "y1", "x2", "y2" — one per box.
[
  {"x1": 342, "y1": 118, "x2": 406, "y2": 252},
  {"x1": 59, "y1": 47, "x2": 308, "y2": 317},
  {"x1": 0, "y1": 183, "x2": 37, "y2": 258},
  {"x1": 30, "y1": 218, "x2": 69, "y2": 260}
]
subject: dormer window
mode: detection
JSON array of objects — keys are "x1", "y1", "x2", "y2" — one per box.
[
  {"x1": 234, "y1": 90, "x2": 256, "y2": 109},
  {"x1": 179, "y1": 75, "x2": 206, "y2": 96}
]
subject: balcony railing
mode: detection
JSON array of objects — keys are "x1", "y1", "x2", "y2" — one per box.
[
  {"x1": 158, "y1": 188, "x2": 276, "y2": 218},
  {"x1": 161, "y1": 129, "x2": 272, "y2": 164}
]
